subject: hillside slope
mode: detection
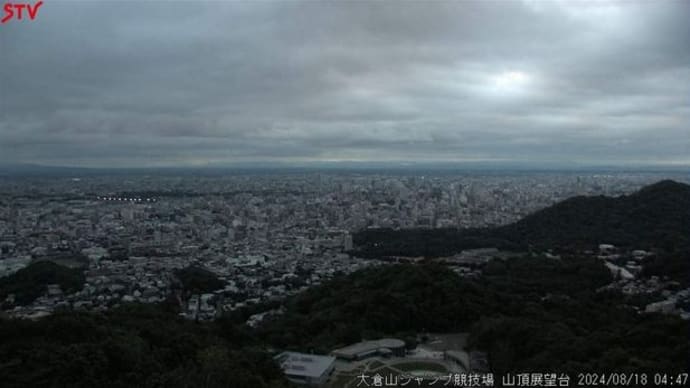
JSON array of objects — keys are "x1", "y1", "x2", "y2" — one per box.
[
  {"x1": 500, "y1": 179, "x2": 690, "y2": 250},
  {"x1": 354, "y1": 180, "x2": 690, "y2": 257}
]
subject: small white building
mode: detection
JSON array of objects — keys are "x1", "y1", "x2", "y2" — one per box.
[
  {"x1": 605, "y1": 262, "x2": 635, "y2": 280},
  {"x1": 645, "y1": 300, "x2": 676, "y2": 314},
  {"x1": 274, "y1": 351, "x2": 335, "y2": 386}
]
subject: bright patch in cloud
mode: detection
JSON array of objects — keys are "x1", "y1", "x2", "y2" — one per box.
[{"x1": 490, "y1": 71, "x2": 531, "y2": 94}]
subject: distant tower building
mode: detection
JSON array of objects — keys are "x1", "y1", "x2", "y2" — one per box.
[{"x1": 343, "y1": 233, "x2": 353, "y2": 251}]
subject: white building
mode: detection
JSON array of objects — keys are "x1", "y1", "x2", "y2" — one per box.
[
  {"x1": 645, "y1": 300, "x2": 676, "y2": 314},
  {"x1": 274, "y1": 351, "x2": 335, "y2": 386}
]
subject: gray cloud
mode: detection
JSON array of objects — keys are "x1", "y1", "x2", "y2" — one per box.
[{"x1": 1, "y1": 0, "x2": 689, "y2": 167}]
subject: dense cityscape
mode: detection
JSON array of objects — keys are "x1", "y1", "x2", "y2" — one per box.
[{"x1": 2, "y1": 170, "x2": 688, "y2": 324}]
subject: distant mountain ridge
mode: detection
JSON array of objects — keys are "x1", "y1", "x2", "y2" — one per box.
[{"x1": 353, "y1": 180, "x2": 690, "y2": 257}]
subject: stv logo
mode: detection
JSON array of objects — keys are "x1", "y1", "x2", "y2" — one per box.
[{"x1": 2, "y1": 1, "x2": 43, "y2": 24}]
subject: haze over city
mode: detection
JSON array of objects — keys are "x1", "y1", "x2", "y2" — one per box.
[{"x1": 1, "y1": 0, "x2": 689, "y2": 168}]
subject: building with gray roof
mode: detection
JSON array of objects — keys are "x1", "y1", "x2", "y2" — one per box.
[
  {"x1": 274, "y1": 351, "x2": 335, "y2": 386},
  {"x1": 331, "y1": 338, "x2": 405, "y2": 361}
]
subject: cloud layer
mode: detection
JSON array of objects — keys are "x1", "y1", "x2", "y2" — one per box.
[{"x1": 1, "y1": 0, "x2": 689, "y2": 167}]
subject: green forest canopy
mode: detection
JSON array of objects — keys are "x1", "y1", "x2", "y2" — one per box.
[{"x1": 1, "y1": 257, "x2": 688, "y2": 387}]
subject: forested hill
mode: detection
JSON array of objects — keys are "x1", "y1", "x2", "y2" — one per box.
[
  {"x1": 501, "y1": 179, "x2": 690, "y2": 251},
  {"x1": 353, "y1": 180, "x2": 690, "y2": 257},
  {"x1": 0, "y1": 304, "x2": 289, "y2": 388},
  {"x1": 3, "y1": 261, "x2": 687, "y2": 386},
  {"x1": 256, "y1": 261, "x2": 687, "y2": 375}
]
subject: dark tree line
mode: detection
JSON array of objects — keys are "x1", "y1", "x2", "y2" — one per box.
[
  {"x1": 0, "y1": 304, "x2": 289, "y2": 388},
  {"x1": 0, "y1": 261, "x2": 85, "y2": 306},
  {"x1": 174, "y1": 266, "x2": 225, "y2": 294}
]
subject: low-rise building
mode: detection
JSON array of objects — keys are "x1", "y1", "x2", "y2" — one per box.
[
  {"x1": 331, "y1": 338, "x2": 405, "y2": 361},
  {"x1": 274, "y1": 351, "x2": 335, "y2": 386}
]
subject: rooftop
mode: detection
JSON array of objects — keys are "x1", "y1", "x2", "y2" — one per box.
[
  {"x1": 332, "y1": 338, "x2": 405, "y2": 358},
  {"x1": 275, "y1": 351, "x2": 335, "y2": 378}
]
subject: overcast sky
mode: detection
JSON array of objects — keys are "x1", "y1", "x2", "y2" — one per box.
[{"x1": 1, "y1": 0, "x2": 688, "y2": 167}]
